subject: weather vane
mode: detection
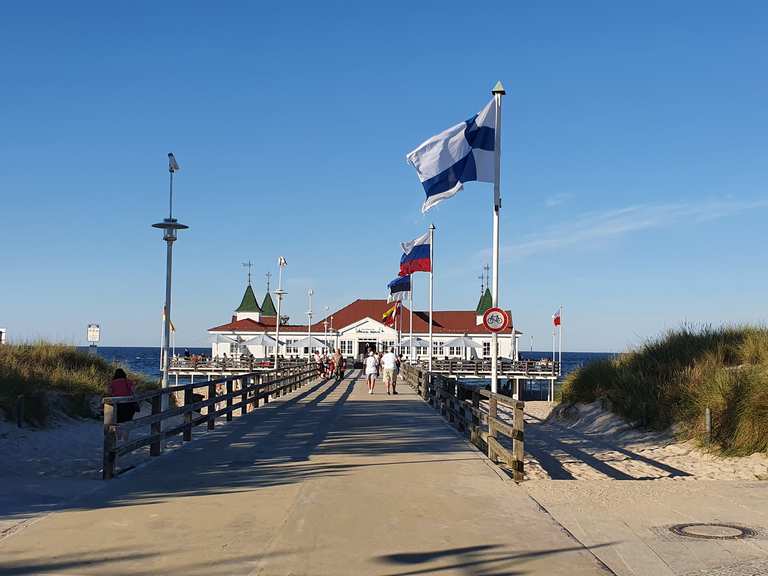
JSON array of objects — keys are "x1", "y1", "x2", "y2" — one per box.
[
  {"x1": 265, "y1": 271, "x2": 272, "y2": 293},
  {"x1": 242, "y1": 260, "x2": 253, "y2": 285}
]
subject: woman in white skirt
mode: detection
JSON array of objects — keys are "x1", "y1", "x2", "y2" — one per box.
[{"x1": 364, "y1": 351, "x2": 378, "y2": 394}]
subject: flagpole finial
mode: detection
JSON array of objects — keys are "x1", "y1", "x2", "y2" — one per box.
[{"x1": 492, "y1": 81, "x2": 506, "y2": 95}]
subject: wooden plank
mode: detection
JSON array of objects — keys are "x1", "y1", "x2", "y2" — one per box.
[
  {"x1": 208, "y1": 382, "x2": 216, "y2": 430},
  {"x1": 487, "y1": 415, "x2": 513, "y2": 439},
  {"x1": 226, "y1": 380, "x2": 233, "y2": 421},
  {"x1": 149, "y1": 395, "x2": 161, "y2": 457},
  {"x1": 487, "y1": 436, "x2": 513, "y2": 466},
  {"x1": 183, "y1": 387, "x2": 193, "y2": 441}
]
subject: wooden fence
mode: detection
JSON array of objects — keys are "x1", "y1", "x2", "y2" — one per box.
[
  {"x1": 419, "y1": 358, "x2": 559, "y2": 378},
  {"x1": 102, "y1": 364, "x2": 321, "y2": 479},
  {"x1": 401, "y1": 363, "x2": 524, "y2": 482}
]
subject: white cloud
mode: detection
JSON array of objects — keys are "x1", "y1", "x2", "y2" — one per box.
[
  {"x1": 544, "y1": 192, "x2": 573, "y2": 207},
  {"x1": 504, "y1": 198, "x2": 768, "y2": 259}
]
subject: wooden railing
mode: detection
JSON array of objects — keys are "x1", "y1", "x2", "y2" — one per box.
[
  {"x1": 401, "y1": 363, "x2": 524, "y2": 482},
  {"x1": 419, "y1": 358, "x2": 559, "y2": 377},
  {"x1": 169, "y1": 356, "x2": 309, "y2": 372},
  {"x1": 102, "y1": 364, "x2": 321, "y2": 479}
]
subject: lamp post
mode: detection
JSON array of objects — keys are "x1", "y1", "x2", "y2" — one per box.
[
  {"x1": 274, "y1": 256, "x2": 287, "y2": 369},
  {"x1": 324, "y1": 306, "x2": 329, "y2": 354},
  {"x1": 307, "y1": 289, "x2": 314, "y2": 363},
  {"x1": 152, "y1": 153, "x2": 187, "y2": 411}
]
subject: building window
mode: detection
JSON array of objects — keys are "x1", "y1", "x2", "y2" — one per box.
[
  {"x1": 340, "y1": 340, "x2": 353, "y2": 354},
  {"x1": 432, "y1": 342, "x2": 444, "y2": 356},
  {"x1": 482, "y1": 342, "x2": 491, "y2": 357}
]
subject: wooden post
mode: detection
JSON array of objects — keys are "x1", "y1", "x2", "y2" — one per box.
[
  {"x1": 150, "y1": 395, "x2": 161, "y2": 456},
  {"x1": 513, "y1": 400, "x2": 525, "y2": 482},
  {"x1": 421, "y1": 372, "x2": 430, "y2": 402},
  {"x1": 471, "y1": 389, "x2": 480, "y2": 445},
  {"x1": 208, "y1": 382, "x2": 216, "y2": 430},
  {"x1": 488, "y1": 395, "x2": 497, "y2": 462},
  {"x1": 240, "y1": 377, "x2": 247, "y2": 415},
  {"x1": 254, "y1": 374, "x2": 262, "y2": 407},
  {"x1": 102, "y1": 401, "x2": 117, "y2": 480},
  {"x1": 183, "y1": 386, "x2": 193, "y2": 441},
  {"x1": 226, "y1": 380, "x2": 233, "y2": 421}
]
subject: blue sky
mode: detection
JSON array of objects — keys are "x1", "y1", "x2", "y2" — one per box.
[{"x1": 1, "y1": 1, "x2": 767, "y2": 351}]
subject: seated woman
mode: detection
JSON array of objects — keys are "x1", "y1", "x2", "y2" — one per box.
[{"x1": 107, "y1": 368, "x2": 138, "y2": 440}]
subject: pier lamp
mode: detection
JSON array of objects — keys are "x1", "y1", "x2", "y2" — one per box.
[
  {"x1": 274, "y1": 257, "x2": 287, "y2": 369},
  {"x1": 152, "y1": 153, "x2": 188, "y2": 406}
]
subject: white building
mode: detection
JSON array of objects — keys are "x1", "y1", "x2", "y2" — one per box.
[{"x1": 208, "y1": 284, "x2": 520, "y2": 361}]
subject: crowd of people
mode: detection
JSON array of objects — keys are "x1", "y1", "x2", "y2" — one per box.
[
  {"x1": 313, "y1": 346, "x2": 403, "y2": 394},
  {"x1": 314, "y1": 349, "x2": 346, "y2": 381}
]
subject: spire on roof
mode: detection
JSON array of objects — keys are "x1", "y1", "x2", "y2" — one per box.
[
  {"x1": 236, "y1": 284, "x2": 262, "y2": 313},
  {"x1": 261, "y1": 292, "x2": 277, "y2": 316},
  {"x1": 476, "y1": 288, "x2": 493, "y2": 315}
]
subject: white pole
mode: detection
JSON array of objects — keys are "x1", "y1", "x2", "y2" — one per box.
[
  {"x1": 409, "y1": 289, "x2": 414, "y2": 362},
  {"x1": 558, "y1": 304, "x2": 563, "y2": 374},
  {"x1": 428, "y1": 224, "x2": 435, "y2": 372},
  {"x1": 490, "y1": 81, "x2": 505, "y2": 394},
  {"x1": 308, "y1": 289, "x2": 313, "y2": 363},
  {"x1": 552, "y1": 325, "x2": 556, "y2": 364},
  {"x1": 274, "y1": 259, "x2": 286, "y2": 369}
]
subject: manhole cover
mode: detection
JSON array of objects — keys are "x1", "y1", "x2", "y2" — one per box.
[{"x1": 670, "y1": 523, "x2": 757, "y2": 540}]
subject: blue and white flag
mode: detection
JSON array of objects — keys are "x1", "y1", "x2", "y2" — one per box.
[{"x1": 407, "y1": 98, "x2": 496, "y2": 213}]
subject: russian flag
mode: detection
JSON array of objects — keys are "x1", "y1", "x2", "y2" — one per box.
[{"x1": 399, "y1": 231, "x2": 431, "y2": 276}]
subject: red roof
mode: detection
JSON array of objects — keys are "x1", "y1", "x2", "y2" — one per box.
[{"x1": 209, "y1": 299, "x2": 516, "y2": 335}]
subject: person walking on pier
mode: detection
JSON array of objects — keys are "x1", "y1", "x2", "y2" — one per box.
[
  {"x1": 333, "y1": 349, "x2": 345, "y2": 381},
  {"x1": 364, "y1": 351, "x2": 378, "y2": 394},
  {"x1": 381, "y1": 347, "x2": 398, "y2": 395}
]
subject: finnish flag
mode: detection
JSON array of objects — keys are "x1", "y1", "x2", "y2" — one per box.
[{"x1": 407, "y1": 98, "x2": 496, "y2": 213}]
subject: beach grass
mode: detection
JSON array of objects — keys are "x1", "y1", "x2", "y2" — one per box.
[
  {"x1": 0, "y1": 341, "x2": 156, "y2": 424},
  {"x1": 561, "y1": 325, "x2": 768, "y2": 455}
]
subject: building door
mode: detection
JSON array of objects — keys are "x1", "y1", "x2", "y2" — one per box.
[{"x1": 358, "y1": 341, "x2": 377, "y2": 357}]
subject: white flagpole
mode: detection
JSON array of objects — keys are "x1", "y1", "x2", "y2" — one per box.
[
  {"x1": 490, "y1": 81, "x2": 505, "y2": 394},
  {"x1": 558, "y1": 304, "x2": 563, "y2": 374},
  {"x1": 428, "y1": 223, "x2": 435, "y2": 372},
  {"x1": 409, "y1": 289, "x2": 414, "y2": 363}
]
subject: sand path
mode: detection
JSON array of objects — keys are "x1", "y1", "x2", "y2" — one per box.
[{"x1": 517, "y1": 401, "x2": 768, "y2": 481}]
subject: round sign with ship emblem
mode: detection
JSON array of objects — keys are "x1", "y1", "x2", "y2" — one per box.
[{"x1": 482, "y1": 307, "x2": 510, "y2": 333}]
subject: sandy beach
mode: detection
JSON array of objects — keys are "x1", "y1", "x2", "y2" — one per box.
[{"x1": 520, "y1": 400, "x2": 768, "y2": 481}]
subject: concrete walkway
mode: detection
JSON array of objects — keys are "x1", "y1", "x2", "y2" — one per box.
[{"x1": 0, "y1": 370, "x2": 608, "y2": 576}]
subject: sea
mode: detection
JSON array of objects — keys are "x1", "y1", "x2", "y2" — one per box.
[{"x1": 83, "y1": 347, "x2": 614, "y2": 398}]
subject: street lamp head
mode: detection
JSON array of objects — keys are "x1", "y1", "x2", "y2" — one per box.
[
  {"x1": 152, "y1": 218, "x2": 188, "y2": 241},
  {"x1": 168, "y1": 153, "x2": 180, "y2": 173}
]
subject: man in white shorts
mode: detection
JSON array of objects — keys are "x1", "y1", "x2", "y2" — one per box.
[
  {"x1": 381, "y1": 347, "x2": 398, "y2": 395},
  {"x1": 364, "y1": 351, "x2": 378, "y2": 394}
]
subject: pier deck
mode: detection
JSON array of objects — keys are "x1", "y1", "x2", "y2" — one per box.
[{"x1": 0, "y1": 369, "x2": 604, "y2": 575}]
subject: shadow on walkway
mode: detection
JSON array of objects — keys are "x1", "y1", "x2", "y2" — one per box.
[
  {"x1": 1, "y1": 370, "x2": 476, "y2": 520},
  {"x1": 374, "y1": 542, "x2": 616, "y2": 576}
]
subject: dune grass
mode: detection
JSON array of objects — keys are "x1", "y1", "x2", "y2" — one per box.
[
  {"x1": 561, "y1": 325, "x2": 768, "y2": 455},
  {"x1": 0, "y1": 342, "x2": 156, "y2": 424}
]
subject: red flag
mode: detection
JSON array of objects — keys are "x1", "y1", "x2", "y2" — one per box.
[{"x1": 552, "y1": 309, "x2": 561, "y2": 327}]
